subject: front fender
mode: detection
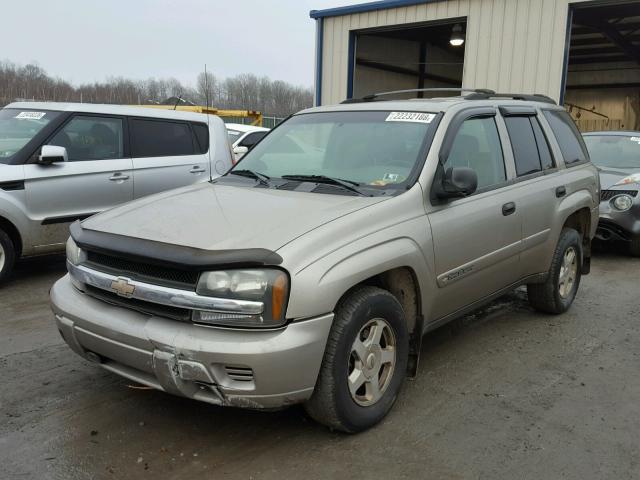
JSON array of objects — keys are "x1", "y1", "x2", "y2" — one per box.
[{"x1": 284, "y1": 216, "x2": 435, "y2": 320}]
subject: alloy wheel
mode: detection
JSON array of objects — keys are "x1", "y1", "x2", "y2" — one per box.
[{"x1": 348, "y1": 318, "x2": 396, "y2": 406}]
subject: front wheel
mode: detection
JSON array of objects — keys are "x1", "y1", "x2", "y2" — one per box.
[
  {"x1": 0, "y1": 228, "x2": 16, "y2": 285},
  {"x1": 304, "y1": 286, "x2": 409, "y2": 433},
  {"x1": 527, "y1": 228, "x2": 582, "y2": 314}
]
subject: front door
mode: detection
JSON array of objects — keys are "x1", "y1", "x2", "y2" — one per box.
[
  {"x1": 429, "y1": 113, "x2": 522, "y2": 320},
  {"x1": 23, "y1": 114, "x2": 133, "y2": 251}
]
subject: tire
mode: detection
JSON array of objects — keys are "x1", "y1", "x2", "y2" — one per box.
[
  {"x1": 304, "y1": 286, "x2": 409, "y2": 433},
  {"x1": 629, "y1": 237, "x2": 640, "y2": 257},
  {"x1": 527, "y1": 228, "x2": 582, "y2": 314},
  {"x1": 0, "y1": 228, "x2": 16, "y2": 284}
]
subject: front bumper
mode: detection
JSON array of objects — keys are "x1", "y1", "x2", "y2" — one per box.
[
  {"x1": 597, "y1": 198, "x2": 640, "y2": 242},
  {"x1": 51, "y1": 275, "x2": 333, "y2": 409}
]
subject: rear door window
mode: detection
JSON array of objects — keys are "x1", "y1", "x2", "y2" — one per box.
[
  {"x1": 543, "y1": 110, "x2": 589, "y2": 166},
  {"x1": 504, "y1": 116, "x2": 542, "y2": 176},
  {"x1": 239, "y1": 131, "x2": 267, "y2": 149},
  {"x1": 130, "y1": 119, "x2": 195, "y2": 158}
]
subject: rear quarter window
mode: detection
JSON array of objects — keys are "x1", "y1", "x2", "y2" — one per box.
[{"x1": 543, "y1": 110, "x2": 589, "y2": 167}]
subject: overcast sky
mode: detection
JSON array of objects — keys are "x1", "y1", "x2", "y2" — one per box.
[{"x1": 1, "y1": 0, "x2": 371, "y2": 88}]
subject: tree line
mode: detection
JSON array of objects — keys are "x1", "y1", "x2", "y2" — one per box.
[{"x1": 0, "y1": 60, "x2": 313, "y2": 118}]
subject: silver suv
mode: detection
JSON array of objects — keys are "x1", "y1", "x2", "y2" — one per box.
[
  {"x1": 0, "y1": 102, "x2": 232, "y2": 282},
  {"x1": 51, "y1": 90, "x2": 599, "y2": 432}
]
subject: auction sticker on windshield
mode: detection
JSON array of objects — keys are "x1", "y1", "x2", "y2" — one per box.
[
  {"x1": 386, "y1": 112, "x2": 435, "y2": 124},
  {"x1": 15, "y1": 111, "x2": 47, "y2": 120}
]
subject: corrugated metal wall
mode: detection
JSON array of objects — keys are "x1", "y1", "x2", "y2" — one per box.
[{"x1": 319, "y1": 0, "x2": 594, "y2": 105}]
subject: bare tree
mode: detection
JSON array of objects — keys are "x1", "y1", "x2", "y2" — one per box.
[{"x1": 0, "y1": 60, "x2": 313, "y2": 118}]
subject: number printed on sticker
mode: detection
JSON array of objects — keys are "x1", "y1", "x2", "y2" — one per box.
[
  {"x1": 15, "y1": 111, "x2": 46, "y2": 120},
  {"x1": 386, "y1": 112, "x2": 436, "y2": 124}
]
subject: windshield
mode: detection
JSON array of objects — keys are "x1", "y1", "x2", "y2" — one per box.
[
  {"x1": 583, "y1": 134, "x2": 640, "y2": 169},
  {"x1": 0, "y1": 108, "x2": 61, "y2": 163},
  {"x1": 227, "y1": 129, "x2": 243, "y2": 144},
  {"x1": 232, "y1": 111, "x2": 438, "y2": 189}
]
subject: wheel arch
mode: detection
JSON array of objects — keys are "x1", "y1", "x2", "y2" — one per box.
[{"x1": 0, "y1": 215, "x2": 23, "y2": 257}]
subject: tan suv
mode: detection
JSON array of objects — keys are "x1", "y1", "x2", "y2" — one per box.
[{"x1": 51, "y1": 89, "x2": 599, "y2": 432}]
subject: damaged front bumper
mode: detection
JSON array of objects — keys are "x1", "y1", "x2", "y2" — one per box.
[{"x1": 51, "y1": 275, "x2": 333, "y2": 409}]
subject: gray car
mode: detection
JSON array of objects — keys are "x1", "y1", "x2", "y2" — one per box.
[
  {"x1": 50, "y1": 90, "x2": 599, "y2": 432},
  {"x1": 0, "y1": 102, "x2": 233, "y2": 282},
  {"x1": 583, "y1": 131, "x2": 640, "y2": 256}
]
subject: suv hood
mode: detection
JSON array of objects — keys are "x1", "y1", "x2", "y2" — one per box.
[
  {"x1": 81, "y1": 182, "x2": 388, "y2": 252},
  {"x1": 598, "y1": 166, "x2": 640, "y2": 189}
]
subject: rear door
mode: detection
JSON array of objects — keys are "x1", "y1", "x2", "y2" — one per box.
[
  {"x1": 130, "y1": 118, "x2": 210, "y2": 198},
  {"x1": 23, "y1": 114, "x2": 133, "y2": 250},
  {"x1": 499, "y1": 107, "x2": 566, "y2": 277},
  {"x1": 428, "y1": 109, "x2": 522, "y2": 319}
]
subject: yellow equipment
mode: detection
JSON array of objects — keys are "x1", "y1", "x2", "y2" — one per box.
[{"x1": 137, "y1": 105, "x2": 263, "y2": 126}]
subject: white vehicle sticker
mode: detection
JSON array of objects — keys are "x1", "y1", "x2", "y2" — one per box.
[
  {"x1": 385, "y1": 112, "x2": 435, "y2": 124},
  {"x1": 630, "y1": 137, "x2": 640, "y2": 144},
  {"x1": 15, "y1": 111, "x2": 46, "y2": 120}
]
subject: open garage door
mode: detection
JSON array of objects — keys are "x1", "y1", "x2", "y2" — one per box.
[
  {"x1": 565, "y1": 1, "x2": 640, "y2": 132},
  {"x1": 350, "y1": 20, "x2": 466, "y2": 100}
]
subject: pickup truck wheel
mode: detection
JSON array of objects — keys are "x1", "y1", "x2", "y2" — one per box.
[
  {"x1": 0, "y1": 228, "x2": 16, "y2": 284},
  {"x1": 629, "y1": 237, "x2": 640, "y2": 257},
  {"x1": 304, "y1": 286, "x2": 408, "y2": 433},
  {"x1": 527, "y1": 228, "x2": 582, "y2": 314}
]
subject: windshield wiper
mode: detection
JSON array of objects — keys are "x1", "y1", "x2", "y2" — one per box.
[
  {"x1": 229, "y1": 169, "x2": 271, "y2": 186},
  {"x1": 281, "y1": 174, "x2": 366, "y2": 196}
]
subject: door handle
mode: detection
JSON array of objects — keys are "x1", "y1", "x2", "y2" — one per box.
[
  {"x1": 190, "y1": 166, "x2": 206, "y2": 174},
  {"x1": 502, "y1": 202, "x2": 516, "y2": 216},
  {"x1": 109, "y1": 173, "x2": 129, "y2": 181},
  {"x1": 556, "y1": 186, "x2": 567, "y2": 198}
]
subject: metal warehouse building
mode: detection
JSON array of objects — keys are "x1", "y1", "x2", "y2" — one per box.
[{"x1": 310, "y1": 0, "x2": 640, "y2": 131}]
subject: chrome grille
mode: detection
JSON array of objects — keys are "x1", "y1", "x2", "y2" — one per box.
[{"x1": 85, "y1": 250, "x2": 199, "y2": 289}]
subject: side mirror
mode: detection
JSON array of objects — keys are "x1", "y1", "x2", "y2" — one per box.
[
  {"x1": 233, "y1": 145, "x2": 249, "y2": 160},
  {"x1": 437, "y1": 166, "x2": 478, "y2": 199},
  {"x1": 38, "y1": 145, "x2": 68, "y2": 165}
]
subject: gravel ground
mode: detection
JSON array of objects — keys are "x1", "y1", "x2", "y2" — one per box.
[{"x1": 1, "y1": 250, "x2": 639, "y2": 480}]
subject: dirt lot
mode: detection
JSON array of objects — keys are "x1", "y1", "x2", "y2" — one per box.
[{"x1": 1, "y1": 251, "x2": 639, "y2": 480}]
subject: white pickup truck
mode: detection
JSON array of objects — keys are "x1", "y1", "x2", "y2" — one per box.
[{"x1": 0, "y1": 102, "x2": 233, "y2": 282}]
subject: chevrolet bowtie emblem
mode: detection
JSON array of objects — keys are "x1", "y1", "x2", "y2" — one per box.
[{"x1": 110, "y1": 277, "x2": 135, "y2": 298}]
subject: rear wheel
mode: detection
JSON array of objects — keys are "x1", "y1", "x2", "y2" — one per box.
[
  {"x1": 527, "y1": 228, "x2": 582, "y2": 314},
  {"x1": 0, "y1": 228, "x2": 16, "y2": 284},
  {"x1": 629, "y1": 237, "x2": 640, "y2": 257},
  {"x1": 304, "y1": 286, "x2": 409, "y2": 433}
]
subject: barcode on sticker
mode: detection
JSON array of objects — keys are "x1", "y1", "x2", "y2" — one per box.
[
  {"x1": 386, "y1": 112, "x2": 435, "y2": 124},
  {"x1": 15, "y1": 111, "x2": 46, "y2": 120}
]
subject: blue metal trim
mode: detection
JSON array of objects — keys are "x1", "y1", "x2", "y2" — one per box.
[
  {"x1": 559, "y1": 5, "x2": 573, "y2": 105},
  {"x1": 346, "y1": 31, "x2": 356, "y2": 100},
  {"x1": 315, "y1": 18, "x2": 324, "y2": 106},
  {"x1": 310, "y1": 0, "x2": 440, "y2": 19}
]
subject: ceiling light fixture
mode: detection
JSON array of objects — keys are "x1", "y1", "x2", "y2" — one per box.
[{"x1": 450, "y1": 24, "x2": 465, "y2": 47}]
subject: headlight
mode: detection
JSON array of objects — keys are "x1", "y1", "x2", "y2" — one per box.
[
  {"x1": 194, "y1": 269, "x2": 289, "y2": 328},
  {"x1": 65, "y1": 237, "x2": 85, "y2": 265},
  {"x1": 611, "y1": 194, "x2": 633, "y2": 211},
  {"x1": 615, "y1": 173, "x2": 640, "y2": 186}
]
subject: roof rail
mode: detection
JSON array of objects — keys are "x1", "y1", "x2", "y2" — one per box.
[
  {"x1": 341, "y1": 88, "x2": 496, "y2": 104},
  {"x1": 464, "y1": 92, "x2": 556, "y2": 104}
]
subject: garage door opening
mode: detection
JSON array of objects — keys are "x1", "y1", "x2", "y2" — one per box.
[
  {"x1": 565, "y1": 2, "x2": 640, "y2": 132},
  {"x1": 350, "y1": 20, "x2": 467, "y2": 100}
]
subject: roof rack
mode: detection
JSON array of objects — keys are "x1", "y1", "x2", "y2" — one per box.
[
  {"x1": 464, "y1": 92, "x2": 556, "y2": 104},
  {"x1": 341, "y1": 88, "x2": 557, "y2": 105},
  {"x1": 341, "y1": 88, "x2": 496, "y2": 104}
]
